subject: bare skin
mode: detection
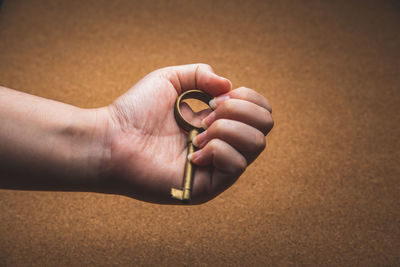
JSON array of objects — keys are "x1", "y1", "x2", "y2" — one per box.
[{"x1": 0, "y1": 64, "x2": 273, "y2": 204}]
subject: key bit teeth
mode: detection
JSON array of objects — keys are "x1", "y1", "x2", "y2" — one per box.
[{"x1": 171, "y1": 188, "x2": 184, "y2": 200}]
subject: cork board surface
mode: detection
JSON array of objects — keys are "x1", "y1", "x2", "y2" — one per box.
[{"x1": 0, "y1": 0, "x2": 399, "y2": 266}]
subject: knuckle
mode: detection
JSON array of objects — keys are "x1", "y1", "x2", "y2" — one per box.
[
  {"x1": 269, "y1": 116, "x2": 275, "y2": 131},
  {"x1": 238, "y1": 86, "x2": 253, "y2": 94},
  {"x1": 236, "y1": 86, "x2": 249, "y2": 96},
  {"x1": 253, "y1": 132, "x2": 266, "y2": 152},
  {"x1": 234, "y1": 86, "x2": 256, "y2": 101},
  {"x1": 207, "y1": 139, "x2": 222, "y2": 154},
  {"x1": 210, "y1": 119, "x2": 229, "y2": 136},
  {"x1": 266, "y1": 99, "x2": 272, "y2": 113},
  {"x1": 262, "y1": 110, "x2": 274, "y2": 134},
  {"x1": 238, "y1": 86, "x2": 250, "y2": 91},
  {"x1": 235, "y1": 156, "x2": 247, "y2": 174},
  {"x1": 197, "y1": 63, "x2": 213, "y2": 72},
  {"x1": 219, "y1": 100, "x2": 235, "y2": 116}
]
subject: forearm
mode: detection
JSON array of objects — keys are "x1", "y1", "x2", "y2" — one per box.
[{"x1": 0, "y1": 86, "x2": 109, "y2": 191}]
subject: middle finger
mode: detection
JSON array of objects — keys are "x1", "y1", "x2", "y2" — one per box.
[
  {"x1": 202, "y1": 98, "x2": 273, "y2": 135},
  {"x1": 193, "y1": 119, "x2": 266, "y2": 164}
]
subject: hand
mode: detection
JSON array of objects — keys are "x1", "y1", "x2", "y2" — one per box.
[{"x1": 97, "y1": 64, "x2": 273, "y2": 204}]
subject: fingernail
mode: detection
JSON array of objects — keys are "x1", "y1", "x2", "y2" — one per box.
[
  {"x1": 188, "y1": 150, "x2": 201, "y2": 162},
  {"x1": 201, "y1": 119, "x2": 208, "y2": 129},
  {"x1": 209, "y1": 99, "x2": 217, "y2": 109},
  {"x1": 192, "y1": 130, "x2": 207, "y2": 148},
  {"x1": 201, "y1": 111, "x2": 215, "y2": 129},
  {"x1": 209, "y1": 95, "x2": 230, "y2": 109},
  {"x1": 192, "y1": 136, "x2": 198, "y2": 147},
  {"x1": 227, "y1": 79, "x2": 233, "y2": 90},
  {"x1": 218, "y1": 76, "x2": 232, "y2": 90}
]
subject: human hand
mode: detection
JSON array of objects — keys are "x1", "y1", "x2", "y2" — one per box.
[{"x1": 97, "y1": 64, "x2": 273, "y2": 204}]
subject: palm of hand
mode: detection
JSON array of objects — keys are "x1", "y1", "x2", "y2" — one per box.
[{"x1": 107, "y1": 73, "x2": 212, "y2": 203}]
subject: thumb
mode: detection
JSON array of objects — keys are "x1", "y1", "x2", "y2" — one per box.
[{"x1": 166, "y1": 63, "x2": 232, "y2": 97}]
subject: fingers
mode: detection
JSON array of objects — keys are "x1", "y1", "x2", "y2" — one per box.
[
  {"x1": 193, "y1": 119, "x2": 266, "y2": 164},
  {"x1": 210, "y1": 86, "x2": 272, "y2": 112},
  {"x1": 189, "y1": 85, "x2": 272, "y2": 168},
  {"x1": 202, "y1": 98, "x2": 273, "y2": 135},
  {"x1": 189, "y1": 138, "x2": 247, "y2": 202},
  {"x1": 190, "y1": 138, "x2": 247, "y2": 177},
  {"x1": 164, "y1": 63, "x2": 232, "y2": 96}
]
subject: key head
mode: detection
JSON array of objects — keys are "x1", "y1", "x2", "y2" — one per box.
[{"x1": 174, "y1": 90, "x2": 214, "y2": 133}]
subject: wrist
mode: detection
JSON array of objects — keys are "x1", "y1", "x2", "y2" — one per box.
[{"x1": 72, "y1": 107, "x2": 112, "y2": 189}]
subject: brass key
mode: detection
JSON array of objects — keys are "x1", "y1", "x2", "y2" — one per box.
[{"x1": 171, "y1": 90, "x2": 214, "y2": 203}]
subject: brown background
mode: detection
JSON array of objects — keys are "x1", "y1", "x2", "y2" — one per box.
[{"x1": 0, "y1": 0, "x2": 399, "y2": 266}]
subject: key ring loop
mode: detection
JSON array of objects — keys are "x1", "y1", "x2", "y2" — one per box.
[{"x1": 174, "y1": 90, "x2": 214, "y2": 132}]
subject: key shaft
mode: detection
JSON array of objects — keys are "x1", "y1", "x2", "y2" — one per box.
[{"x1": 171, "y1": 129, "x2": 199, "y2": 203}]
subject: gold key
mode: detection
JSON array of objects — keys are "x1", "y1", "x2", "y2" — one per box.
[{"x1": 171, "y1": 90, "x2": 214, "y2": 203}]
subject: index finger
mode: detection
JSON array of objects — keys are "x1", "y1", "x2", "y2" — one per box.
[{"x1": 210, "y1": 87, "x2": 272, "y2": 113}]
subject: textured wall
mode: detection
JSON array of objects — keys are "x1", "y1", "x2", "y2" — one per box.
[{"x1": 0, "y1": 0, "x2": 399, "y2": 266}]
